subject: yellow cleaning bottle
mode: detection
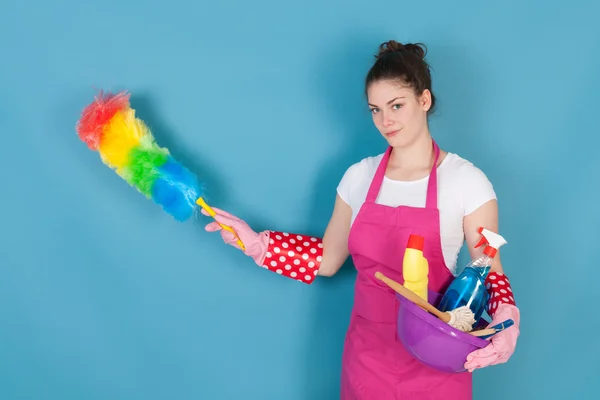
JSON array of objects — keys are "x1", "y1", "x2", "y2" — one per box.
[{"x1": 402, "y1": 234, "x2": 429, "y2": 301}]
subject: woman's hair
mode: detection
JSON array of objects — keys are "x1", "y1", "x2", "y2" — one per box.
[{"x1": 365, "y1": 40, "x2": 436, "y2": 113}]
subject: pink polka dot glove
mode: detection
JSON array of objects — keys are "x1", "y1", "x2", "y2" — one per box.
[
  {"x1": 202, "y1": 207, "x2": 270, "y2": 264},
  {"x1": 202, "y1": 207, "x2": 323, "y2": 284},
  {"x1": 464, "y1": 272, "x2": 521, "y2": 372}
]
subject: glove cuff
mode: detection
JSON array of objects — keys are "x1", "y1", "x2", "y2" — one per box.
[
  {"x1": 260, "y1": 231, "x2": 323, "y2": 284},
  {"x1": 485, "y1": 271, "x2": 516, "y2": 317}
]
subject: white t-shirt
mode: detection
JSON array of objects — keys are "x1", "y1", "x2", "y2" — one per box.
[{"x1": 336, "y1": 152, "x2": 497, "y2": 276}]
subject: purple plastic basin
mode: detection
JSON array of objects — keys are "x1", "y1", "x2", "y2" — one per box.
[{"x1": 396, "y1": 290, "x2": 489, "y2": 374}]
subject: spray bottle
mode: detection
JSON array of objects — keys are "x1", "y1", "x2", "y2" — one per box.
[
  {"x1": 402, "y1": 234, "x2": 429, "y2": 301},
  {"x1": 438, "y1": 227, "x2": 507, "y2": 324}
]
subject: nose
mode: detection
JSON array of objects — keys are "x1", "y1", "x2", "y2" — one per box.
[{"x1": 380, "y1": 111, "x2": 394, "y2": 127}]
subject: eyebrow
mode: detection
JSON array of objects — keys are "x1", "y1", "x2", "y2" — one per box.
[{"x1": 368, "y1": 97, "x2": 405, "y2": 107}]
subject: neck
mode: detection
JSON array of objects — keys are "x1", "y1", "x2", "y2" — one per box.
[{"x1": 389, "y1": 133, "x2": 436, "y2": 170}]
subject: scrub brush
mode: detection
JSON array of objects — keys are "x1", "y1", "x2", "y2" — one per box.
[{"x1": 375, "y1": 272, "x2": 476, "y2": 332}]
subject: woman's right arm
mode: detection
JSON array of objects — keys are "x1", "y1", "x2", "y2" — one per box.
[
  {"x1": 317, "y1": 194, "x2": 352, "y2": 277},
  {"x1": 202, "y1": 194, "x2": 353, "y2": 283}
]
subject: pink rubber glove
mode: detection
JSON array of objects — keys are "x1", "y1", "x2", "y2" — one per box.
[
  {"x1": 464, "y1": 303, "x2": 520, "y2": 372},
  {"x1": 201, "y1": 207, "x2": 269, "y2": 266},
  {"x1": 202, "y1": 207, "x2": 324, "y2": 284}
]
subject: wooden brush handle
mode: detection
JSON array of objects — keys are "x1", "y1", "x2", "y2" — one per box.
[
  {"x1": 468, "y1": 328, "x2": 496, "y2": 337},
  {"x1": 375, "y1": 272, "x2": 451, "y2": 324}
]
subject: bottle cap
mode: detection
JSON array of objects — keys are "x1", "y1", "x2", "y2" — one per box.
[
  {"x1": 475, "y1": 227, "x2": 506, "y2": 258},
  {"x1": 407, "y1": 234, "x2": 424, "y2": 251}
]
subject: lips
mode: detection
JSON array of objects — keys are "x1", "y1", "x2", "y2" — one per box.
[{"x1": 385, "y1": 129, "x2": 400, "y2": 137}]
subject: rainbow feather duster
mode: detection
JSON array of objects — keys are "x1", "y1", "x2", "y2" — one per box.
[{"x1": 76, "y1": 90, "x2": 245, "y2": 249}]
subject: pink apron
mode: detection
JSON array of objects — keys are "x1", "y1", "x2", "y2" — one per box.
[{"x1": 340, "y1": 141, "x2": 472, "y2": 399}]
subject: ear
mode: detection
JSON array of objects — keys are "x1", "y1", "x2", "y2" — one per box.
[{"x1": 419, "y1": 89, "x2": 432, "y2": 111}]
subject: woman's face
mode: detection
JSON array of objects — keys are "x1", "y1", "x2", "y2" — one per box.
[{"x1": 367, "y1": 79, "x2": 431, "y2": 148}]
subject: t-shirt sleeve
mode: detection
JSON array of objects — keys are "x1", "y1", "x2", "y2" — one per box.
[
  {"x1": 336, "y1": 162, "x2": 360, "y2": 206},
  {"x1": 461, "y1": 163, "x2": 497, "y2": 215}
]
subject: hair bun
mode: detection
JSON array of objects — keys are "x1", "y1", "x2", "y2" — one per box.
[{"x1": 375, "y1": 40, "x2": 427, "y2": 60}]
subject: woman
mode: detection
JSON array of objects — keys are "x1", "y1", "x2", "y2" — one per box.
[{"x1": 202, "y1": 40, "x2": 520, "y2": 399}]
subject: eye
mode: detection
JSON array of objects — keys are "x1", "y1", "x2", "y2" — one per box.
[
  {"x1": 392, "y1": 104, "x2": 403, "y2": 110},
  {"x1": 370, "y1": 108, "x2": 380, "y2": 114}
]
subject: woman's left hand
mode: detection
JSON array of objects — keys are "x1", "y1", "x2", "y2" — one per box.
[{"x1": 464, "y1": 303, "x2": 521, "y2": 372}]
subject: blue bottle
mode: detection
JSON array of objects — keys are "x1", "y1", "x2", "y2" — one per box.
[{"x1": 438, "y1": 227, "x2": 507, "y2": 325}]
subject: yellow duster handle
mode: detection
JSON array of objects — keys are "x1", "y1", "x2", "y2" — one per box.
[{"x1": 196, "y1": 197, "x2": 246, "y2": 251}]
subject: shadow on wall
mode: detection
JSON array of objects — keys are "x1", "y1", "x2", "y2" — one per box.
[
  {"x1": 126, "y1": 93, "x2": 246, "y2": 243},
  {"x1": 128, "y1": 93, "x2": 283, "y2": 237},
  {"x1": 425, "y1": 43, "x2": 488, "y2": 154},
  {"x1": 129, "y1": 94, "x2": 229, "y2": 205},
  {"x1": 425, "y1": 42, "x2": 490, "y2": 279},
  {"x1": 298, "y1": 33, "x2": 388, "y2": 398}
]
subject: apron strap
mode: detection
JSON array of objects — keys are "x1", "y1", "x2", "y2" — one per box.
[
  {"x1": 425, "y1": 140, "x2": 440, "y2": 209},
  {"x1": 365, "y1": 146, "x2": 392, "y2": 203},
  {"x1": 365, "y1": 140, "x2": 440, "y2": 209}
]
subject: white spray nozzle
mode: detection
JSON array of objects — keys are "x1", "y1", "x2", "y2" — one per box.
[{"x1": 474, "y1": 227, "x2": 507, "y2": 258}]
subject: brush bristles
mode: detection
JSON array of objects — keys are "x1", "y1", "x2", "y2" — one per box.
[
  {"x1": 76, "y1": 90, "x2": 202, "y2": 221},
  {"x1": 76, "y1": 91, "x2": 131, "y2": 150}
]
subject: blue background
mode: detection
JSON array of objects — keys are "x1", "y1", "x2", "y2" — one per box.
[{"x1": 1, "y1": 1, "x2": 598, "y2": 398}]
